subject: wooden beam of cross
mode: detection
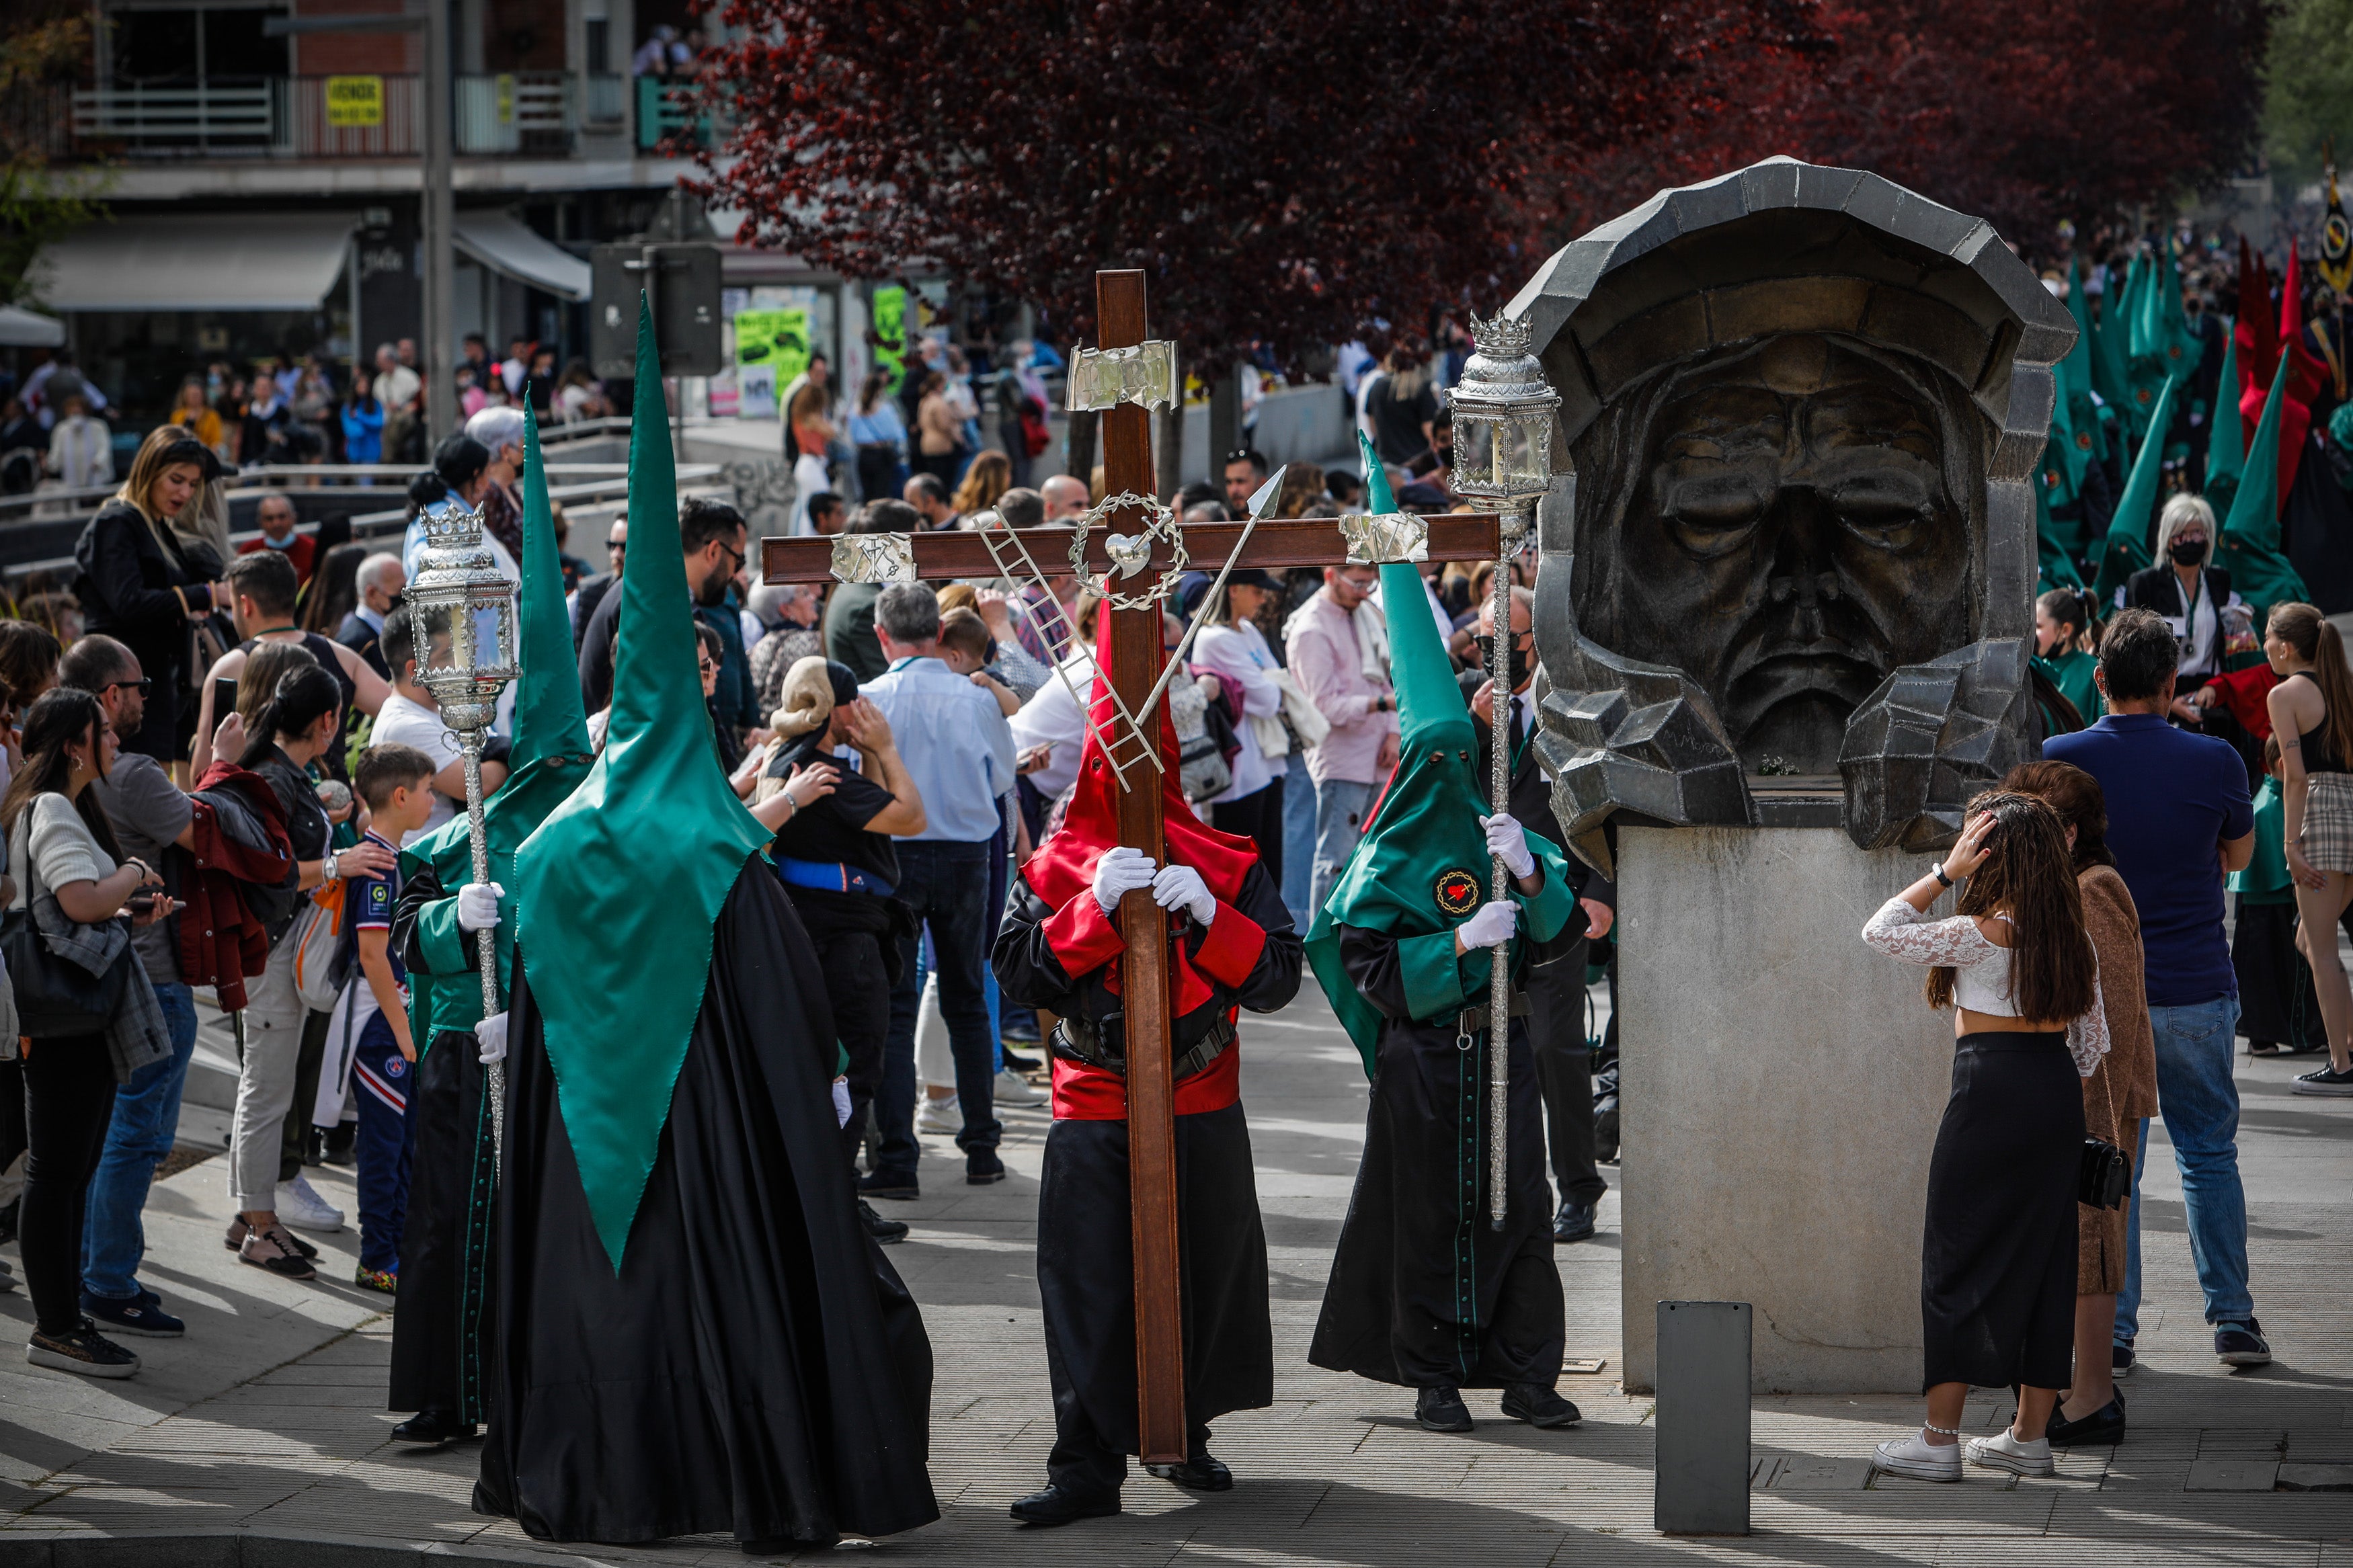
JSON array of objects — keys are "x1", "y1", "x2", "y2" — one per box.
[{"x1": 762, "y1": 271, "x2": 1500, "y2": 1464}]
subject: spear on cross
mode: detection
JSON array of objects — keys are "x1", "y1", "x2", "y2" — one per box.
[{"x1": 762, "y1": 270, "x2": 1508, "y2": 1464}]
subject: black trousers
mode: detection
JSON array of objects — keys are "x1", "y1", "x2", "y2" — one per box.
[
  {"x1": 19, "y1": 1038, "x2": 117, "y2": 1335},
  {"x1": 807, "y1": 923, "x2": 891, "y2": 1171},
  {"x1": 280, "y1": 1005, "x2": 329, "y2": 1182},
  {"x1": 1527, "y1": 949, "x2": 1604, "y2": 1209},
  {"x1": 389, "y1": 1029, "x2": 496, "y2": 1421},
  {"x1": 1210, "y1": 776, "x2": 1284, "y2": 891},
  {"x1": 1921, "y1": 1032, "x2": 2082, "y2": 1392}
]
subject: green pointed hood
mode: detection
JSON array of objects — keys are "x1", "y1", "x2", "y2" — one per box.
[
  {"x1": 2216, "y1": 356, "x2": 2311, "y2": 626},
  {"x1": 2089, "y1": 266, "x2": 2132, "y2": 417},
  {"x1": 512, "y1": 298, "x2": 771, "y2": 1271},
  {"x1": 2091, "y1": 374, "x2": 2179, "y2": 608},
  {"x1": 1307, "y1": 440, "x2": 1571, "y2": 1073},
  {"x1": 2205, "y1": 330, "x2": 2244, "y2": 515},
  {"x1": 400, "y1": 397, "x2": 597, "y2": 1041},
  {"x1": 510, "y1": 402, "x2": 594, "y2": 770},
  {"x1": 2034, "y1": 455, "x2": 2085, "y2": 593},
  {"x1": 2044, "y1": 259, "x2": 2096, "y2": 501}
]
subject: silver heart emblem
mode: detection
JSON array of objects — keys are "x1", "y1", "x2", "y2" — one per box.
[{"x1": 1106, "y1": 532, "x2": 1152, "y2": 579}]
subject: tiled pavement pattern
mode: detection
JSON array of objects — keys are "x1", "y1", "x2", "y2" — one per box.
[{"x1": 0, "y1": 983, "x2": 2346, "y2": 1565}]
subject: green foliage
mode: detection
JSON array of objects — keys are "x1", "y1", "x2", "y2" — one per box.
[
  {"x1": 0, "y1": 160, "x2": 106, "y2": 308},
  {"x1": 2267, "y1": 0, "x2": 2353, "y2": 185},
  {"x1": 0, "y1": 11, "x2": 108, "y2": 306}
]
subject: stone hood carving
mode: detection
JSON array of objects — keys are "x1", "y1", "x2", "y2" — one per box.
[{"x1": 1516, "y1": 156, "x2": 2074, "y2": 868}]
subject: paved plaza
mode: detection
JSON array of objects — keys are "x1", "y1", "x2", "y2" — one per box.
[{"x1": 0, "y1": 983, "x2": 2346, "y2": 1567}]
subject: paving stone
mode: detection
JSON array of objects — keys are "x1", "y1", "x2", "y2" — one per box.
[
  {"x1": 2185, "y1": 1458, "x2": 2282, "y2": 1491},
  {"x1": 2278, "y1": 1462, "x2": 2353, "y2": 1491}
]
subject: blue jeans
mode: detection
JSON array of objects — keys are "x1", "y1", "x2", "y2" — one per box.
[
  {"x1": 877, "y1": 840, "x2": 1003, "y2": 1178},
  {"x1": 1311, "y1": 776, "x2": 1378, "y2": 919},
  {"x1": 1281, "y1": 764, "x2": 1318, "y2": 925},
  {"x1": 81, "y1": 980, "x2": 198, "y2": 1305},
  {"x1": 2116, "y1": 993, "x2": 2253, "y2": 1339}
]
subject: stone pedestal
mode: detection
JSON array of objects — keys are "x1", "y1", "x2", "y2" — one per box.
[{"x1": 1617, "y1": 825, "x2": 1954, "y2": 1394}]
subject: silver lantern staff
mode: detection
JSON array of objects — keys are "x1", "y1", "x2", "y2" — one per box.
[
  {"x1": 406, "y1": 495, "x2": 522, "y2": 1168},
  {"x1": 1447, "y1": 312, "x2": 1560, "y2": 1231}
]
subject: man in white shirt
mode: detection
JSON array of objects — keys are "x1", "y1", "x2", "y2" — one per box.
[
  {"x1": 370, "y1": 604, "x2": 509, "y2": 843},
  {"x1": 859, "y1": 583, "x2": 1016, "y2": 1198},
  {"x1": 44, "y1": 386, "x2": 112, "y2": 490}
]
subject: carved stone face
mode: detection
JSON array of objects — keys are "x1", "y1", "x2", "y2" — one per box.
[{"x1": 1579, "y1": 334, "x2": 1977, "y2": 771}]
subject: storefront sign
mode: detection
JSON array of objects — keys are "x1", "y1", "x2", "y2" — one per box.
[{"x1": 325, "y1": 76, "x2": 385, "y2": 127}]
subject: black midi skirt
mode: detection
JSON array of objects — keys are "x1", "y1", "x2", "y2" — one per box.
[{"x1": 1921, "y1": 1031, "x2": 2083, "y2": 1393}]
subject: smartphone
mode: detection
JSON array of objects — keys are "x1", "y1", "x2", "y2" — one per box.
[
  {"x1": 124, "y1": 891, "x2": 157, "y2": 915},
  {"x1": 212, "y1": 677, "x2": 240, "y2": 729}
]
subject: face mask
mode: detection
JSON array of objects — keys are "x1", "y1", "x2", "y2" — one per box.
[
  {"x1": 1474, "y1": 632, "x2": 1533, "y2": 691},
  {"x1": 2169, "y1": 538, "x2": 2205, "y2": 566}
]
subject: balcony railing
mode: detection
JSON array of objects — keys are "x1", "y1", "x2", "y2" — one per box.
[
  {"x1": 61, "y1": 73, "x2": 635, "y2": 159},
  {"x1": 636, "y1": 76, "x2": 726, "y2": 152}
]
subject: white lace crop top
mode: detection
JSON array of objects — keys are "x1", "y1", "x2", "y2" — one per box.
[{"x1": 1861, "y1": 897, "x2": 2109, "y2": 1077}]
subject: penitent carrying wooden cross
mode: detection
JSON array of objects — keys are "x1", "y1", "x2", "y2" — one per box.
[{"x1": 762, "y1": 270, "x2": 1506, "y2": 1464}]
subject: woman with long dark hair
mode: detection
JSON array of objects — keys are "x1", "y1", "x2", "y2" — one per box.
[
  {"x1": 1862, "y1": 791, "x2": 2108, "y2": 1482},
  {"x1": 2002, "y1": 759, "x2": 2158, "y2": 1446},
  {"x1": 848, "y1": 369, "x2": 908, "y2": 502},
  {"x1": 2265, "y1": 601, "x2": 2353, "y2": 1096},
  {"x1": 3, "y1": 688, "x2": 167, "y2": 1377},
  {"x1": 222, "y1": 665, "x2": 395, "y2": 1280}
]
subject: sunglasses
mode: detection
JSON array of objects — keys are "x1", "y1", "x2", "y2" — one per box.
[{"x1": 103, "y1": 677, "x2": 154, "y2": 696}]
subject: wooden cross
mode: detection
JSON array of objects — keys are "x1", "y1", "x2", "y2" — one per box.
[{"x1": 762, "y1": 270, "x2": 1501, "y2": 1464}]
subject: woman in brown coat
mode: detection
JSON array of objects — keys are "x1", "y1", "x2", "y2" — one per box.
[{"x1": 2005, "y1": 760, "x2": 2159, "y2": 1446}]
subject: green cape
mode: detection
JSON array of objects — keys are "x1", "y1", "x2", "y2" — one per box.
[
  {"x1": 1306, "y1": 435, "x2": 1574, "y2": 1077},
  {"x1": 2044, "y1": 259, "x2": 2100, "y2": 505},
  {"x1": 511, "y1": 299, "x2": 772, "y2": 1270},
  {"x1": 2204, "y1": 331, "x2": 2244, "y2": 517},
  {"x1": 401, "y1": 399, "x2": 596, "y2": 1047},
  {"x1": 2091, "y1": 374, "x2": 2180, "y2": 608},
  {"x1": 2216, "y1": 356, "x2": 2311, "y2": 626}
]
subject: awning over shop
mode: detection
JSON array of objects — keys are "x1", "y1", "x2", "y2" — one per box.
[
  {"x1": 0, "y1": 305, "x2": 64, "y2": 347},
  {"x1": 454, "y1": 212, "x2": 590, "y2": 302},
  {"x1": 30, "y1": 212, "x2": 358, "y2": 313}
]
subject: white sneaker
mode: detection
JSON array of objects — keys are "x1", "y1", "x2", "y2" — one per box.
[
  {"x1": 275, "y1": 1175, "x2": 345, "y2": 1234},
  {"x1": 994, "y1": 1067, "x2": 1047, "y2": 1108},
  {"x1": 916, "y1": 1095, "x2": 961, "y2": 1136},
  {"x1": 1871, "y1": 1432, "x2": 1962, "y2": 1482},
  {"x1": 1966, "y1": 1428, "x2": 2055, "y2": 1477}
]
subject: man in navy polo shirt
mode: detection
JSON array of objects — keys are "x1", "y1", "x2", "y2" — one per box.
[{"x1": 2046, "y1": 607, "x2": 2266, "y2": 1371}]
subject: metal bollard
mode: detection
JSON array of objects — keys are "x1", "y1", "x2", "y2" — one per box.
[{"x1": 1654, "y1": 1300, "x2": 1751, "y2": 1535}]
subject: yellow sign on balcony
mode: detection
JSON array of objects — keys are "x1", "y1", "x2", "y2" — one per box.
[{"x1": 325, "y1": 76, "x2": 385, "y2": 127}]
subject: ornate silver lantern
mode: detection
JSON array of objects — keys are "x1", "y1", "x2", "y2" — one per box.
[
  {"x1": 405, "y1": 493, "x2": 520, "y2": 1163},
  {"x1": 1449, "y1": 311, "x2": 1560, "y2": 1232}
]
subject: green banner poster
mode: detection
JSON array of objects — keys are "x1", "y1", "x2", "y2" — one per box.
[
  {"x1": 872, "y1": 285, "x2": 907, "y2": 397},
  {"x1": 733, "y1": 307, "x2": 809, "y2": 421}
]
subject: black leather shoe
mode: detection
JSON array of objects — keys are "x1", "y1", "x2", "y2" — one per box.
[
  {"x1": 2046, "y1": 1389, "x2": 2126, "y2": 1447},
  {"x1": 860, "y1": 1200, "x2": 910, "y2": 1243},
  {"x1": 391, "y1": 1409, "x2": 477, "y2": 1444},
  {"x1": 1146, "y1": 1453, "x2": 1233, "y2": 1491},
  {"x1": 1552, "y1": 1200, "x2": 1596, "y2": 1243},
  {"x1": 967, "y1": 1149, "x2": 1008, "y2": 1186},
  {"x1": 859, "y1": 1170, "x2": 919, "y2": 1200},
  {"x1": 1415, "y1": 1385, "x2": 1473, "y2": 1433},
  {"x1": 1009, "y1": 1484, "x2": 1121, "y2": 1526},
  {"x1": 1501, "y1": 1383, "x2": 1583, "y2": 1428}
]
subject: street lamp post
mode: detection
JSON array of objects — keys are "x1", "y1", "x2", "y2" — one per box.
[
  {"x1": 405, "y1": 493, "x2": 522, "y2": 1162},
  {"x1": 1445, "y1": 311, "x2": 1560, "y2": 1231}
]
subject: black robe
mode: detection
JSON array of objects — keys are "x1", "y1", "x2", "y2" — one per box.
[
  {"x1": 387, "y1": 860, "x2": 497, "y2": 1423},
  {"x1": 473, "y1": 866, "x2": 939, "y2": 1546},
  {"x1": 992, "y1": 859, "x2": 1300, "y2": 1489},
  {"x1": 1308, "y1": 925, "x2": 1564, "y2": 1391}
]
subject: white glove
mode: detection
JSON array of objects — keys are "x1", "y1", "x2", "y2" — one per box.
[
  {"x1": 1480, "y1": 814, "x2": 1536, "y2": 880},
  {"x1": 1152, "y1": 863, "x2": 1216, "y2": 926},
  {"x1": 831, "y1": 1077, "x2": 852, "y2": 1128},
  {"x1": 475, "y1": 1010, "x2": 509, "y2": 1065},
  {"x1": 456, "y1": 881, "x2": 504, "y2": 933},
  {"x1": 1092, "y1": 845, "x2": 1158, "y2": 915},
  {"x1": 1458, "y1": 900, "x2": 1518, "y2": 952}
]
